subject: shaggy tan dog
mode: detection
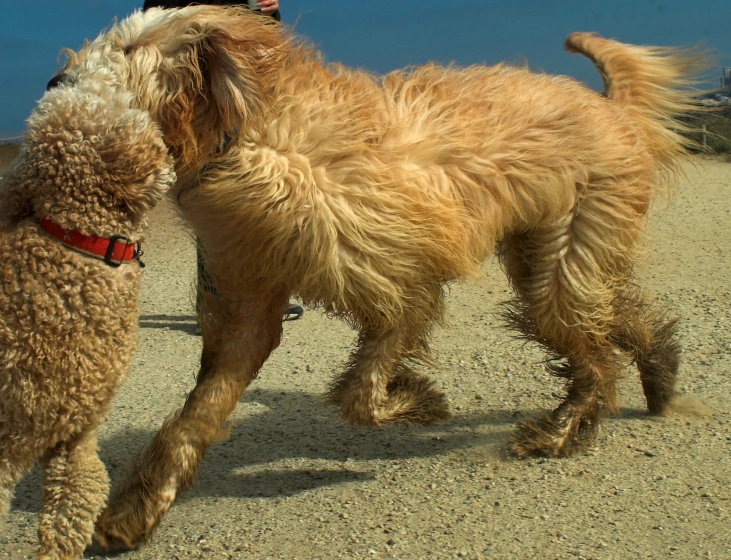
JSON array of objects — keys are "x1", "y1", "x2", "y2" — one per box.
[
  {"x1": 0, "y1": 80, "x2": 175, "y2": 558},
  {"x1": 48, "y1": 6, "x2": 701, "y2": 549}
]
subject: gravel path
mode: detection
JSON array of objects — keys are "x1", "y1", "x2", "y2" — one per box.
[{"x1": 3, "y1": 159, "x2": 730, "y2": 560}]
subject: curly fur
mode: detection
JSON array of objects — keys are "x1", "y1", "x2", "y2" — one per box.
[
  {"x1": 40, "y1": 6, "x2": 703, "y2": 548},
  {"x1": 0, "y1": 81, "x2": 175, "y2": 558}
]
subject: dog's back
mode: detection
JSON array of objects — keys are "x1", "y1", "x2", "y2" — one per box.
[{"x1": 369, "y1": 55, "x2": 694, "y2": 270}]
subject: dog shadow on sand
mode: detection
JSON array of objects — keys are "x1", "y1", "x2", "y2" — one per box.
[
  {"x1": 10, "y1": 389, "x2": 523, "y2": 512},
  {"x1": 11, "y1": 387, "x2": 652, "y2": 511},
  {"x1": 138, "y1": 313, "x2": 199, "y2": 335}
]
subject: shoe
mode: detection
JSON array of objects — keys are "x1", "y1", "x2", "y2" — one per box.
[{"x1": 283, "y1": 302, "x2": 304, "y2": 321}]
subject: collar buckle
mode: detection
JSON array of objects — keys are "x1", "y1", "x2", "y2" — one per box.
[{"x1": 103, "y1": 234, "x2": 131, "y2": 268}]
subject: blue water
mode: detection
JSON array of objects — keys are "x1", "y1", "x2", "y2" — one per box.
[{"x1": 1, "y1": 0, "x2": 728, "y2": 134}]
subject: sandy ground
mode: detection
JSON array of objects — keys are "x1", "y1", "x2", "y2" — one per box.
[{"x1": 2, "y1": 158, "x2": 730, "y2": 560}]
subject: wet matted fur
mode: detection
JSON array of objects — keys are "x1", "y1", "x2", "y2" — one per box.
[
  {"x1": 0, "y1": 79, "x2": 175, "y2": 558},
  {"x1": 46, "y1": 6, "x2": 703, "y2": 549}
]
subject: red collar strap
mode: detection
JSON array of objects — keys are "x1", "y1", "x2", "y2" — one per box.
[{"x1": 37, "y1": 218, "x2": 144, "y2": 268}]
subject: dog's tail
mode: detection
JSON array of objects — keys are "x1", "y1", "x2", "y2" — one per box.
[{"x1": 565, "y1": 32, "x2": 706, "y2": 170}]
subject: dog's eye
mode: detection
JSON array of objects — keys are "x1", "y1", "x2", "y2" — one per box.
[{"x1": 46, "y1": 73, "x2": 74, "y2": 91}]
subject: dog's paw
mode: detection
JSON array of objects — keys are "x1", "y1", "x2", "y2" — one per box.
[
  {"x1": 92, "y1": 512, "x2": 144, "y2": 552},
  {"x1": 382, "y1": 370, "x2": 451, "y2": 425},
  {"x1": 509, "y1": 409, "x2": 597, "y2": 458},
  {"x1": 92, "y1": 486, "x2": 162, "y2": 552},
  {"x1": 328, "y1": 368, "x2": 450, "y2": 427}
]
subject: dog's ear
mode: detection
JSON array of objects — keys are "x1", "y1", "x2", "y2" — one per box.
[
  {"x1": 95, "y1": 111, "x2": 177, "y2": 221},
  {"x1": 150, "y1": 8, "x2": 285, "y2": 169}
]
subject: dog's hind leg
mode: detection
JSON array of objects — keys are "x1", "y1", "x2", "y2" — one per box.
[
  {"x1": 37, "y1": 429, "x2": 108, "y2": 560},
  {"x1": 610, "y1": 285, "x2": 680, "y2": 414},
  {"x1": 94, "y1": 289, "x2": 287, "y2": 551},
  {"x1": 499, "y1": 206, "x2": 630, "y2": 457}
]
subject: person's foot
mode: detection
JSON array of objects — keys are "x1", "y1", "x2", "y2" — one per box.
[{"x1": 283, "y1": 302, "x2": 304, "y2": 321}]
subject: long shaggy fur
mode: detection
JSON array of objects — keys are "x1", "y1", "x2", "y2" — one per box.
[
  {"x1": 0, "y1": 81, "x2": 174, "y2": 558},
  {"x1": 41, "y1": 6, "x2": 703, "y2": 548}
]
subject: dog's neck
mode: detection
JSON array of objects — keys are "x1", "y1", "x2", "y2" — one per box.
[{"x1": 37, "y1": 217, "x2": 145, "y2": 268}]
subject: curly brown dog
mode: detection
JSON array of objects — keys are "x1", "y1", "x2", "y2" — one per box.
[
  {"x1": 0, "y1": 81, "x2": 175, "y2": 557},
  {"x1": 52, "y1": 6, "x2": 702, "y2": 549}
]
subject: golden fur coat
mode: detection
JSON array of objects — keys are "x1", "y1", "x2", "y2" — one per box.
[{"x1": 36, "y1": 6, "x2": 703, "y2": 550}]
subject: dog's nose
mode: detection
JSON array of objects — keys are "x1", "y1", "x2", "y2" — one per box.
[{"x1": 46, "y1": 73, "x2": 72, "y2": 91}]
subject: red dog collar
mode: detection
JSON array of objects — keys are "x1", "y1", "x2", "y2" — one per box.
[{"x1": 37, "y1": 218, "x2": 143, "y2": 268}]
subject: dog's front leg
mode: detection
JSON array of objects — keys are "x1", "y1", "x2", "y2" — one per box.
[
  {"x1": 38, "y1": 429, "x2": 108, "y2": 560},
  {"x1": 328, "y1": 325, "x2": 449, "y2": 427},
  {"x1": 93, "y1": 290, "x2": 286, "y2": 551}
]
